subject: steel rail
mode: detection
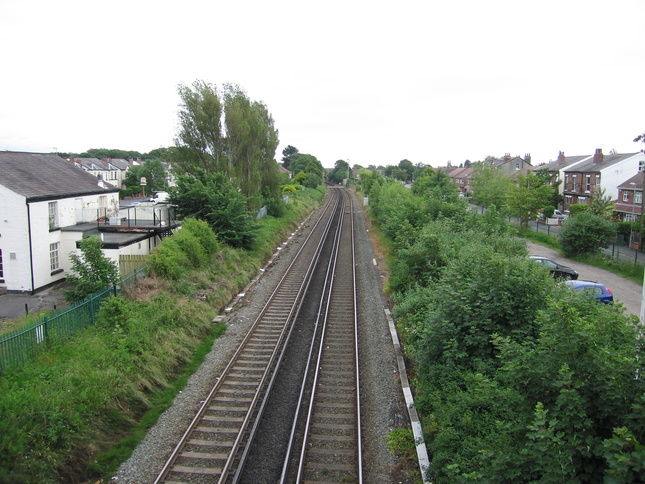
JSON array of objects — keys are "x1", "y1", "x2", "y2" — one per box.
[
  {"x1": 295, "y1": 189, "x2": 363, "y2": 483},
  {"x1": 154, "y1": 190, "x2": 342, "y2": 484}
]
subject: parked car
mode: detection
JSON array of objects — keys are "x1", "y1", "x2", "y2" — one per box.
[
  {"x1": 538, "y1": 209, "x2": 568, "y2": 221},
  {"x1": 150, "y1": 191, "x2": 169, "y2": 204},
  {"x1": 564, "y1": 280, "x2": 614, "y2": 304},
  {"x1": 529, "y1": 255, "x2": 579, "y2": 280}
]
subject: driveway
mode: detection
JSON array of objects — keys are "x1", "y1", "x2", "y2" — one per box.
[{"x1": 527, "y1": 241, "x2": 643, "y2": 319}]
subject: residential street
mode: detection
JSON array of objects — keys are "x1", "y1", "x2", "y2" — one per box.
[{"x1": 526, "y1": 241, "x2": 643, "y2": 319}]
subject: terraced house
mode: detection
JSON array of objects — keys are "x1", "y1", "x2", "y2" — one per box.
[{"x1": 0, "y1": 152, "x2": 176, "y2": 294}]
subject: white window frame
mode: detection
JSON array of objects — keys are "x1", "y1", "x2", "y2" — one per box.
[
  {"x1": 623, "y1": 191, "x2": 630, "y2": 202},
  {"x1": 50, "y1": 242, "x2": 60, "y2": 272},
  {"x1": 48, "y1": 201, "x2": 59, "y2": 230},
  {"x1": 636, "y1": 192, "x2": 643, "y2": 204}
]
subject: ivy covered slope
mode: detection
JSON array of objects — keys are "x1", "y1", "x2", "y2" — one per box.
[
  {"x1": 360, "y1": 167, "x2": 645, "y2": 483},
  {"x1": 0, "y1": 187, "x2": 325, "y2": 484}
]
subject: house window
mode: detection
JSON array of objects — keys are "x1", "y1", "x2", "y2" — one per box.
[
  {"x1": 572, "y1": 175, "x2": 577, "y2": 191},
  {"x1": 640, "y1": 160, "x2": 645, "y2": 172},
  {"x1": 623, "y1": 191, "x2": 630, "y2": 202},
  {"x1": 0, "y1": 249, "x2": 3, "y2": 279},
  {"x1": 48, "y1": 202, "x2": 59, "y2": 230},
  {"x1": 585, "y1": 175, "x2": 591, "y2": 192},
  {"x1": 595, "y1": 174, "x2": 600, "y2": 186},
  {"x1": 50, "y1": 243, "x2": 60, "y2": 272},
  {"x1": 637, "y1": 192, "x2": 643, "y2": 204}
]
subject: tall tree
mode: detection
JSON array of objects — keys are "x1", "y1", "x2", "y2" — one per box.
[
  {"x1": 173, "y1": 80, "x2": 224, "y2": 175},
  {"x1": 506, "y1": 170, "x2": 554, "y2": 227},
  {"x1": 281, "y1": 145, "x2": 299, "y2": 169},
  {"x1": 471, "y1": 163, "x2": 513, "y2": 208},
  {"x1": 223, "y1": 84, "x2": 280, "y2": 209}
]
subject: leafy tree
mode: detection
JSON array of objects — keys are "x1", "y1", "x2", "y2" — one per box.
[
  {"x1": 398, "y1": 159, "x2": 415, "y2": 181},
  {"x1": 281, "y1": 145, "x2": 299, "y2": 169},
  {"x1": 77, "y1": 148, "x2": 142, "y2": 160},
  {"x1": 588, "y1": 186, "x2": 615, "y2": 219},
  {"x1": 170, "y1": 170, "x2": 256, "y2": 249},
  {"x1": 64, "y1": 236, "x2": 120, "y2": 302},
  {"x1": 172, "y1": 80, "x2": 224, "y2": 175},
  {"x1": 123, "y1": 159, "x2": 167, "y2": 194},
  {"x1": 141, "y1": 147, "x2": 171, "y2": 162},
  {"x1": 327, "y1": 159, "x2": 350, "y2": 184},
  {"x1": 288, "y1": 153, "x2": 324, "y2": 178},
  {"x1": 412, "y1": 167, "x2": 459, "y2": 201},
  {"x1": 223, "y1": 84, "x2": 280, "y2": 210},
  {"x1": 358, "y1": 168, "x2": 383, "y2": 196},
  {"x1": 506, "y1": 171, "x2": 554, "y2": 227},
  {"x1": 559, "y1": 211, "x2": 615, "y2": 256},
  {"x1": 471, "y1": 163, "x2": 513, "y2": 209}
]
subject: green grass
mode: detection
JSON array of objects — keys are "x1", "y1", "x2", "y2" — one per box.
[{"x1": 90, "y1": 321, "x2": 226, "y2": 477}]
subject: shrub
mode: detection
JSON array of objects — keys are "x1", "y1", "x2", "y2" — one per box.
[
  {"x1": 264, "y1": 196, "x2": 286, "y2": 217},
  {"x1": 559, "y1": 211, "x2": 616, "y2": 257},
  {"x1": 180, "y1": 218, "x2": 220, "y2": 256},
  {"x1": 172, "y1": 229, "x2": 206, "y2": 268},
  {"x1": 568, "y1": 203, "x2": 589, "y2": 216},
  {"x1": 147, "y1": 239, "x2": 189, "y2": 280},
  {"x1": 281, "y1": 184, "x2": 298, "y2": 194},
  {"x1": 542, "y1": 205, "x2": 555, "y2": 218},
  {"x1": 65, "y1": 236, "x2": 120, "y2": 303}
]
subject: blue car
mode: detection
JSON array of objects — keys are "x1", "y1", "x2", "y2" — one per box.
[{"x1": 564, "y1": 280, "x2": 614, "y2": 304}]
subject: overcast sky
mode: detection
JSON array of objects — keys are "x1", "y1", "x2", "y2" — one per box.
[{"x1": 1, "y1": 0, "x2": 643, "y2": 168}]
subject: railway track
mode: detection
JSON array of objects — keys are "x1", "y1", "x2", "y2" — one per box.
[
  {"x1": 294, "y1": 189, "x2": 362, "y2": 483},
  {"x1": 154, "y1": 188, "x2": 363, "y2": 483}
]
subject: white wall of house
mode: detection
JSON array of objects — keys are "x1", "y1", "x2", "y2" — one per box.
[
  {"x1": 0, "y1": 186, "x2": 31, "y2": 292},
  {"x1": 0, "y1": 189, "x2": 120, "y2": 293},
  {"x1": 600, "y1": 153, "x2": 645, "y2": 200}
]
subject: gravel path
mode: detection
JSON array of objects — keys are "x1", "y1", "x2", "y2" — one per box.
[
  {"x1": 113, "y1": 191, "x2": 409, "y2": 482},
  {"x1": 526, "y1": 241, "x2": 643, "y2": 318}
]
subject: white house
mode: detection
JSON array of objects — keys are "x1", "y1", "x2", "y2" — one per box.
[{"x1": 0, "y1": 152, "x2": 126, "y2": 293}]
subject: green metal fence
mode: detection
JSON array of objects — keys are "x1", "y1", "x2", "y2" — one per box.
[{"x1": 0, "y1": 266, "x2": 147, "y2": 374}]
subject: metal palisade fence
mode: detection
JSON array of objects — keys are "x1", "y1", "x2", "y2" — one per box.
[{"x1": 0, "y1": 266, "x2": 147, "y2": 374}]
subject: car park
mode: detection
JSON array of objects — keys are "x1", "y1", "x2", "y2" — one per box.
[
  {"x1": 564, "y1": 280, "x2": 614, "y2": 304},
  {"x1": 529, "y1": 255, "x2": 579, "y2": 280}
]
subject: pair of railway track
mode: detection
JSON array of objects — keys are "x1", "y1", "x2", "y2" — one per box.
[{"x1": 154, "y1": 188, "x2": 362, "y2": 483}]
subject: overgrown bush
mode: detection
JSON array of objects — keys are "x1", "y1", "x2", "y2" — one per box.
[
  {"x1": 180, "y1": 218, "x2": 220, "y2": 255},
  {"x1": 147, "y1": 239, "x2": 189, "y2": 280},
  {"x1": 369, "y1": 175, "x2": 645, "y2": 482},
  {"x1": 559, "y1": 211, "x2": 616, "y2": 257}
]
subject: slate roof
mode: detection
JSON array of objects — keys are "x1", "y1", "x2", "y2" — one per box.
[
  {"x1": 569, "y1": 152, "x2": 641, "y2": 173},
  {"x1": 107, "y1": 158, "x2": 131, "y2": 170},
  {"x1": 0, "y1": 151, "x2": 120, "y2": 201},
  {"x1": 535, "y1": 154, "x2": 591, "y2": 171},
  {"x1": 75, "y1": 157, "x2": 109, "y2": 171},
  {"x1": 617, "y1": 172, "x2": 645, "y2": 190}
]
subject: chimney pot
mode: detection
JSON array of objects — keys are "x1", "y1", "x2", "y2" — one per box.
[{"x1": 593, "y1": 148, "x2": 604, "y2": 164}]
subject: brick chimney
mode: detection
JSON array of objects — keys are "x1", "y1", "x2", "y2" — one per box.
[
  {"x1": 593, "y1": 148, "x2": 603, "y2": 164},
  {"x1": 557, "y1": 151, "x2": 565, "y2": 164},
  {"x1": 524, "y1": 153, "x2": 531, "y2": 164},
  {"x1": 503, "y1": 153, "x2": 511, "y2": 162}
]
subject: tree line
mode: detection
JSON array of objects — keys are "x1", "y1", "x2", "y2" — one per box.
[{"x1": 359, "y1": 167, "x2": 645, "y2": 482}]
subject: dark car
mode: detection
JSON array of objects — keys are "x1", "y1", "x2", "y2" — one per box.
[
  {"x1": 529, "y1": 255, "x2": 579, "y2": 280},
  {"x1": 564, "y1": 280, "x2": 614, "y2": 304}
]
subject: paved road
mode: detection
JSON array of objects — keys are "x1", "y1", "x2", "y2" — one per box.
[{"x1": 527, "y1": 241, "x2": 643, "y2": 319}]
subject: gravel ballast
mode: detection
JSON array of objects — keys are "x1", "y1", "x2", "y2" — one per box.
[{"x1": 113, "y1": 190, "x2": 412, "y2": 483}]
